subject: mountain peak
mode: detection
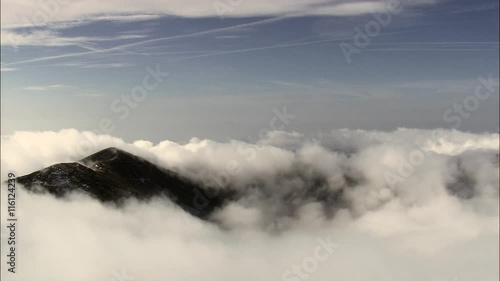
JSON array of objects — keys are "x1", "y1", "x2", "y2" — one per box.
[
  {"x1": 17, "y1": 147, "x2": 228, "y2": 219},
  {"x1": 82, "y1": 147, "x2": 137, "y2": 163}
]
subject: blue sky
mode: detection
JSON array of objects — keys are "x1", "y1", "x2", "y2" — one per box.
[{"x1": 1, "y1": 0, "x2": 498, "y2": 142}]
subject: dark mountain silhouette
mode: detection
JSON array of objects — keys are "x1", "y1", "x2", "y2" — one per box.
[{"x1": 17, "y1": 147, "x2": 228, "y2": 219}]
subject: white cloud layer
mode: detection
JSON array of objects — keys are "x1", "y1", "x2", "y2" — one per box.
[{"x1": 1, "y1": 128, "x2": 498, "y2": 281}]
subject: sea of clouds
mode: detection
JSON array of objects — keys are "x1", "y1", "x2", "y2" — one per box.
[{"x1": 1, "y1": 128, "x2": 498, "y2": 281}]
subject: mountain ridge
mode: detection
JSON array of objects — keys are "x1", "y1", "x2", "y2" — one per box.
[{"x1": 17, "y1": 147, "x2": 228, "y2": 219}]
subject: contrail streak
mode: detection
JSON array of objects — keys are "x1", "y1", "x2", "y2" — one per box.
[
  {"x1": 161, "y1": 30, "x2": 416, "y2": 63},
  {"x1": 2, "y1": 16, "x2": 290, "y2": 67}
]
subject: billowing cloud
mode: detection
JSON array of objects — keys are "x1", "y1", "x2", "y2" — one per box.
[{"x1": 1, "y1": 128, "x2": 498, "y2": 281}]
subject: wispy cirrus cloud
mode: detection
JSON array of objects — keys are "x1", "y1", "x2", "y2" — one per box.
[
  {"x1": 215, "y1": 35, "x2": 247, "y2": 39},
  {"x1": 1, "y1": 29, "x2": 146, "y2": 47},
  {"x1": 21, "y1": 84, "x2": 103, "y2": 97},
  {"x1": 1, "y1": 0, "x2": 440, "y2": 29},
  {"x1": 81, "y1": 63, "x2": 135, "y2": 68},
  {"x1": 364, "y1": 42, "x2": 499, "y2": 52},
  {"x1": 22, "y1": 84, "x2": 70, "y2": 91},
  {"x1": 71, "y1": 93, "x2": 102, "y2": 97},
  {"x1": 450, "y1": 2, "x2": 499, "y2": 14},
  {"x1": 0, "y1": 66, "x2": 17, "y2": 72},
  {"x1": 52, "y1": 62, "x2": 135, "y2": 69}
]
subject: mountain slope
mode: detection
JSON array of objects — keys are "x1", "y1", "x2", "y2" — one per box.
[{"x1": 17, "y1": 147, "x2": 227, "y2": 219}]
